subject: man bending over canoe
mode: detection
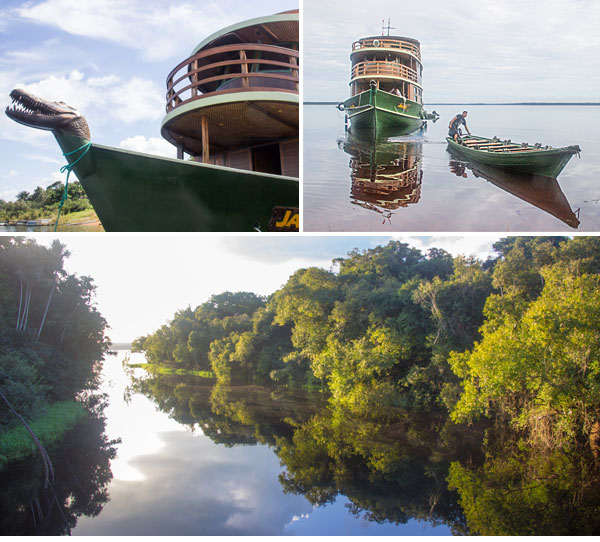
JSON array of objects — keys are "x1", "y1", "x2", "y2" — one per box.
[{"x1": 448, "y1": 111, "x2": 470, "y2": 141}]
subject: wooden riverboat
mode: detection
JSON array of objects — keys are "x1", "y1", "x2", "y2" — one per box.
[
  {"x1": 446, "y1": 135, "x2": 580, "y2": 178},
  {"x1": 6, "y1": 11, "x2": 299, "y2": 232},
  {"x1": 339, "y1": 24, "x2": 425, "y2": 136}
]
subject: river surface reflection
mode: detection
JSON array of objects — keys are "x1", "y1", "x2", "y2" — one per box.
[
  {"x1": 71, "y1": 351, "x2": 451, "y2": 535},
  {"x1": 4, "y1": 349, "x2": 600, "y2": 535},
  {"x1": 339, "y1": 132, "x2": 423, "y2": 224},
  {"x1": 304, "y1": 104, "x2": 599, "y2": 232}
]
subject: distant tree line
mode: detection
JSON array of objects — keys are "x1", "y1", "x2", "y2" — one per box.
[
  {"x1": 0, "y1": 181, "x2": 92, "y2": 222},
  {"x1": 134, "y1": 237, "x2": 600, "y2": 455}
]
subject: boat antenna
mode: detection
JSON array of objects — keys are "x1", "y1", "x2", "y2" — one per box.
[{"x1": 382, "y1": 18, "x2": 395, "y2": 36}]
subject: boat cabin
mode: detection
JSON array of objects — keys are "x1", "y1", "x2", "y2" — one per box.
[
  {"x1": 349, "y1": 36, "x2": 423, "y2": 104},
  {"x1": 161, "y1": 10, "x2": 299, "y2": 176}
]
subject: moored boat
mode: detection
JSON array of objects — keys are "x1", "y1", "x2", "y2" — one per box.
[
  {"x1": 5, "y1": 10, "x2": 299, "y2": 232},
  {"x1": 446, "y1": 134, "x2": 580, "y2": 178},
  {"x1": 339, "y1": 23, "x2": 425, "y2": 136}
]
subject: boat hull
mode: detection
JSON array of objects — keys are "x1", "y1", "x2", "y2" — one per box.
[
  {"x1": 72, "y1": 144, "x2": 299, "y2": 232},
  {"x1": 446, "y1": 136, "x2": 580, "y2": 178},
  {"x1": 343, "y1": 88, "x2": 424, "y2": 136}
]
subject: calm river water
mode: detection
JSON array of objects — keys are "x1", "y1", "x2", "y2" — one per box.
[
  {"x1": 3, "y1": 349, "x2": 599, "y2": 536},
  {"x1": 304, "y1": 104, "x2": 600, "y2": 232},
  {"x1": 71, "y1": 350, "x2": 450, "y2": 536}
]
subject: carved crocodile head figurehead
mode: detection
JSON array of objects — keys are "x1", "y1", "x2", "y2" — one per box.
[{"x1": 5, "y1": 89, "x2": 90, "y2": 140}]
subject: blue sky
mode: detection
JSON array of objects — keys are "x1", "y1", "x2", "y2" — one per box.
[
  {"x1": 0, "y1": 0, "x2": 298, "y2": 201},
  {"x1": 304, "y1": 0, "x2": 600, "y2": 103}
]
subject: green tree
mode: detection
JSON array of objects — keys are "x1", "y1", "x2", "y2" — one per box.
[{"x1": 450, "y1": 264, "x2": 600, "y2": 451}]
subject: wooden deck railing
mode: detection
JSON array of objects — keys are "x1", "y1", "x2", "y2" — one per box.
[
  {"x1": 166, "y1": 44, "x2": 299, "y2": 112},
  {"x1": 352, "y1": 38, "x2": 421, "y2": 61},
  {"x1": 351, "y1": 61, "x2": 419, "y2": 84}
]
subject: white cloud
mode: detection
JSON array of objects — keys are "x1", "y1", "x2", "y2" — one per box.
[
  {"x1": 23, "y1": 154, "x2": 63, "y2": 166},
  {"x1": 119, "y1": 135, "x2": 176, "y2": 158},
  {"x1": 2, "y1": 169, "x2": 18, "y2": 178},
  {"x1": 3, "y1": 38, "x2": 63, "y2": 64},
  {"x1": 305, "y1": 0, "x2": 600, "y2": 102},
  {"x1": 391, "y1": 235, "x2": 501, "y2": 262},
  {"x1": 110, "y1": 77, "x2": 164, "y2": 123},
  {"x1": 11, "y1": 69, "x2": 164, "y2": 126},
  {"x1": 14, "y1": 0, "x2": 233, "y2": 61},
  {"x1": 0, "y1": 188, "x2": 19, "y2": 200}
]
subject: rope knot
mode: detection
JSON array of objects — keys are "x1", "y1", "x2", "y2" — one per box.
[{"x1": 54, "y1": 142, "x2": 92, "y2": 231}]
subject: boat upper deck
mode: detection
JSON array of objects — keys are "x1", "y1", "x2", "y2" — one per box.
[
  {"x1": 351, "y1": 36, "x2": 421, "y2": 62},
  {"x1": 350, "y1": 61, "x2": 420, "y2": 86},
  {"x1": 165, "y1": 11, "x2": 298, "y2": 113},
  {"x1": 349, "y1": 35, "x2": 422, "y2": 89},
  {"x1": 165, "y1": 43, "x2": 298, "y2": 112},
  {"x1": 161, "y1": 11, "x2": 299, "y2": 161}
]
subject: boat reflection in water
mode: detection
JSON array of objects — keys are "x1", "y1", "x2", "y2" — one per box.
[
  {"x1": 447, "y1": 154, "x2": 580, "y2": 229},
  {"x1": 338, "y1": 130, "x2": 423, "y2": 224}
]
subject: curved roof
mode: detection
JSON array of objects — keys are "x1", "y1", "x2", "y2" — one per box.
[
  {"x1": 357, "y1": 35, "x2": 420, "y2": 46},
  {"x1": 191, "y1": 10, "x2": 299, "y2": 55}
]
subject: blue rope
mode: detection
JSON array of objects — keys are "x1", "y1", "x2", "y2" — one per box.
[{"x1": 54, "y1": 142, "x2": 92, "y2": 232}]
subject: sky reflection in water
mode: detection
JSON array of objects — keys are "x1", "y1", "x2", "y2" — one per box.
[
  {"x1": 304, "y1": 104, "x2": 600, "y2": 232},
  {"x1": 73, "y1": 352, "x2": 449, "y2": 536}
]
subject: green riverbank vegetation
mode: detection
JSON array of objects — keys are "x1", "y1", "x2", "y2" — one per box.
[
  {"x1": 0, "y1": 181, "x2": 92, "y2": 222},
  {"x1": 134, "y1": 237, "x2": 600, "y2": 455},
  {"x1": 0, "y1": 237, "x2": 111, "y2": 468},
  {"x1": 128, "y1": 361, "x2": 214, "y2": 378}
]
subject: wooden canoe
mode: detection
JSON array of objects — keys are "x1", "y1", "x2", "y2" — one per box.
[{"x1": 446, "y1": 134, "x2": 580, "y2": 178}]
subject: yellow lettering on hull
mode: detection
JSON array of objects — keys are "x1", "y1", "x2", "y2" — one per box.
[{"x1": 275, "y1": 210, "x2": 299, "y2": 229}]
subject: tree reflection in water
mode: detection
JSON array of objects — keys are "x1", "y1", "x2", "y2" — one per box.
[
  {"x1": 448, "y1": 422, "x2": 600, "y2": 535},
  {"x1": 0, "y1": 395, "x2": 119, "y2": 535},
  {"x1": 130, "y1": 372, "x2": 600, "y2": 535}
]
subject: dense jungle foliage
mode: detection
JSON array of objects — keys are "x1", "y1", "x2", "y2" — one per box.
[
  {"x1": 0, "y1": 181, "x2": 92, "y2": 222},
  {"x1": 134, "y1": 236, "x2": 600, "y2": 455},
  {"x1": 0, "y1": 237, "x2": 111, "y2": 452}
]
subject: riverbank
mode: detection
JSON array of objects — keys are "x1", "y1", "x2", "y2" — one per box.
[
  {"x1": 0, "y1": 208, "x2": 104, "y2": 232},
  {"x1": 55, "y1": 208, "x2": 104, "y2": 231},
  {"x1": 129, "y1": 363, "x2": 214, "y2": 378},
  {"x1": 0, "y1": 400, "x2": 87, "y2": 470}
]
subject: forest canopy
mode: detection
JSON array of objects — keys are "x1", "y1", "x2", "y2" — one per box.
[
  {"x1": 0, "y1": 237, "x2": 110, "y2": 437},
  {"x1": 134, "y1": 237, "x2": 600, "y2": 453}
]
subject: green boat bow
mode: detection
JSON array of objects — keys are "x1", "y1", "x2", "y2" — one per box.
[
  {"x1": 341, "y1": 85, "x2": 424, "y2": 135},
  {"x1": 57, "y1": 137, "x2": 299, "y2": 232},
  {"x1": 6, "y1": 89, "x2": 299, "y2": 232}
]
